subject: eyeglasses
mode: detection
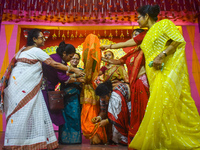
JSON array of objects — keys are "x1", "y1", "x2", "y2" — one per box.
[
  {"x1": 38, "y1": 36, "x2": 45, "y2": 40},
  {"x1": 137, "y1": 16, "x2": 142, "y2": 19}
]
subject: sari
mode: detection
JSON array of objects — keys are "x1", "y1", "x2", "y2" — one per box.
[
  {"x1": 58, "y1": 68, "x2": 83, "y2": 144},
  {"x1": 80, "y1": 34, "x2": 107, "y2": 144},
  {"x1": 1, "y1": 47, "x2": 58, "y2": 150},
  {"x1": 120, "y1": 46, "x2": 149, "y2": 144},
  {"x1": 108, "y1": 83, "x2": 130, "y2": 145},
  {"x1": 129, "y1": 19, "x2": 200, "y2": 149},
  {"x1": 102, "y1": 65, "x2": 129, "y2": 86}
]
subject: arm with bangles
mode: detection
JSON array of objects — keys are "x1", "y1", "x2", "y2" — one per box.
[
  {"x1": 67, "y1": 77, "x2": 85, "y2": 83},
  {"x1": 153, "y1": 41, "x2": 181, "y2": 69},
  {"x1": 49, "y1": 60, "x2": 85, "y2": 77},
  {"x1": 100, "y1": 38, "x2": 137, "y2": 51},
  {"x1": 101, "y1": 57, "x2": 123, "y2": 65},
  {"x1": 91, "y1": 111, "x2": 110, "y2": 127},
  {"x1": 100, "y1": 31, "x2": 146, "y2": 51}
]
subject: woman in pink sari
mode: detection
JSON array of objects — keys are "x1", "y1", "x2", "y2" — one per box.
[{"x1": 0, "y1": 29, "x2": 84, "y2": 150}]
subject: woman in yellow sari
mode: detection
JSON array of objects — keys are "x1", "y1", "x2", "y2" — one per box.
[
  {"x1": 129, "y1": 4, "x2": 200, "y2": 150},
  {"x1": 80, "y1": 34, "x2": 107, "y2": 145},
  {"x1": 101, "y1": 4, "x2": 200, "y2": 150}
]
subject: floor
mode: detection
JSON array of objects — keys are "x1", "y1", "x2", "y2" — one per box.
[{"x1": 0, "y1": 131, "x2": 128, "y2": 150}]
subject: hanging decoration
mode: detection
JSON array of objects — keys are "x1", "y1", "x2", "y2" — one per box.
[
  {"x1": 115, "y1": 29, "x2": 118, "y2": 37},
  {"x1": 104, "y1": 30, "x2": 107, "y2": 37},
  {"x1": 108, "y1": 30, "x2": 113, "y2": 40},
  {"x1": 23, "y1": 29, "x2": 29, "y2": 38},
  {"x1": 52, "y1": 30, "x2": 57, "y2": 40},
  {"x1": 126, "y1": 30, "x2": 129, "y2": 37},
  {"x1": 67, "y1": 30, "x2": 69, "y2": 38},
  {"x1": 75, "y1": 30, "x2": 78, "y2": 38},
  {"x1": 120, "y1": 30, "x2": 124, "y2": 39},
  {"x1": 62, "y1": 30, "x2": 66, "y2": 40},
  {"x1": 79, "y1": 33, "x2": 83, "y2": 40},
  {"x1": 1, "y1": 0, "x2": 199, "y2": 24},
  {"x1": 43, "y1": 31, "x2": 50, "y2": 39},
  {"x1": 70, "y1": 31, "x2": 74, "y2": 40},
  {"x1": 58, "y1": 30, "x2": 60, "y2": 37}
]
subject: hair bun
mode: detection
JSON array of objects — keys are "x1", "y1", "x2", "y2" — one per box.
[
  {"x1": 151, "y1": 4, "x2": 160, "y2": 16},
  {"x1": 104, "y1": 80, "x2": 112, "y2": 90},
  {"x1": 59, "y1": 41, "x2": 66, "y2": 48}
]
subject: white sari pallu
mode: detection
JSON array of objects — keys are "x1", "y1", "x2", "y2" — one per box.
[{"x1": 2, "y1": 47, "x2": 58, "y2": 150}]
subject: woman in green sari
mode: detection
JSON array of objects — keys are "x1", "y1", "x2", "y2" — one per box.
[{"x1": 59, "y1": 53, "x2": 84, "y2": 144}]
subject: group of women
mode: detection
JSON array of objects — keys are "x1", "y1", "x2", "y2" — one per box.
[
  {"x1": 1, "y1": 3, "x2": 200, "y2": 150},
  {"x1": 92, "y1": 28, "x2": 149, "y2": 146}
]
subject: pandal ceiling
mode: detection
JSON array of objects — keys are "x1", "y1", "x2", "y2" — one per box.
[{"x1": 0, "y1": 0, "x2": 200, "y2": 23}]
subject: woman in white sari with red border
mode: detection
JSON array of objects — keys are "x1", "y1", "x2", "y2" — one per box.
[{"x1": 0, "y1": 29, "x2": 85, "y2": 150}]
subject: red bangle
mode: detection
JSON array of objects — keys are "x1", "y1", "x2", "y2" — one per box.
[{"x1": 110, "y1": 44, "x2": 112, "y2": 49}]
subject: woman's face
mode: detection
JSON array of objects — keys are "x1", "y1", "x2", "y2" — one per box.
[
  {"x1": 137, "y1": 13, "x2": 148, "y2": 28},
  {"x1": 63, "y1": 52, "x2": 74, "y2": 62},
  {"x1": 70, "y1": 54, "x2": 80, "y2": 67},
  {"x1": 104, "y1": 51, "x2": 113, "y2": 60},
  {"x1": 34, "y1": 32, "x2": 45, "y2": 47}
]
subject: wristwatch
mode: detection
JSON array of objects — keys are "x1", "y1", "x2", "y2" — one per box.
[{"x1": 162, "y1": 51, "x2": 167, "y2": 57}]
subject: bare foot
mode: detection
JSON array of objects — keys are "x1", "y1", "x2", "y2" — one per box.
[{"x1": 90, "y1": 134, "x2": 101, "y2": 145}]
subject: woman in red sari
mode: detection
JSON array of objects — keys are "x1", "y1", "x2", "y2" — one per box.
[{"x1": 101, "y1": 29, "x2": 149, "y2": 145}]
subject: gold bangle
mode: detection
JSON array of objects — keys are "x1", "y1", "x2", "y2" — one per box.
[{"x1": 106, "y1": 119, "x2": 109, "y2": 123}]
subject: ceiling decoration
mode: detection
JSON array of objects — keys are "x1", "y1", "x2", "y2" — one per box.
[{"x1": 0, "y1": 0, "x2": 199, "y2": 23}]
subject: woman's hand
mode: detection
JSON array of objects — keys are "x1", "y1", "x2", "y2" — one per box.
[
  {"x1": 99, "y1": 119, "x2": 109, "y2": 127},
  {"x1": 100, "y1": 45, "x2": 110, "y2": 51},
  {"x1": 101, "y1": 57, "x2": 108, "y2": 62},
  {"x1": 92, "y1": 116, "x2": 101, "y2": 123},
  {"x1": 153, "y1": 53, "x2": 165, "y2": 70},
  {"x1": 77, "y1": 77, "x2": 85, "y2": 83},
  {"x1": 72, "y1": 67, "x2": 85, "y2": 77}
]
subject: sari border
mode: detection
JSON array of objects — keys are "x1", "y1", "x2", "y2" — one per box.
[
  {"x1": 129, "y1": 50, "x2": 144, "y2": 85},
  {"x1": 105, "y1": 65, "x2": 120, "y2": 81},
  {"x1": 2, "y1": 141, "x2": 58, "y2": 150},
  {"x1": 6, "y1": 78, "x2": 43, "y2": 123},
  {"x1": 17, "y1": 58, "x2": 39, "y2": 64}
]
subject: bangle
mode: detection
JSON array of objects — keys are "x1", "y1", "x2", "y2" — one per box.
[
  {"x1": 97, "y1": 116, "x2": 102, "y2": 121},
  {"x1": 106, "y1": 119, "x2": 109, "y2": 123},
  {"x1": 66, "y1": 66, "x2": 71, "y2": 73},
  {"x1": 109, "y1": 44, "x2": 112, "y2": 49},
  {"x1": 162, "y1": 51, "x2": 167, "y2": 57},
  {"x1": 73, "y1": 73, "x2": 76, "y2": 78}
]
